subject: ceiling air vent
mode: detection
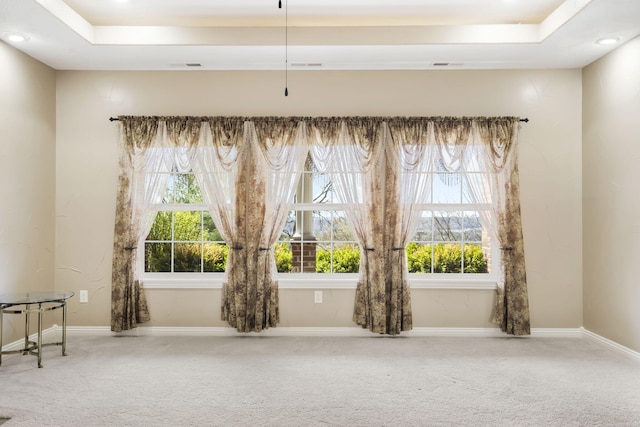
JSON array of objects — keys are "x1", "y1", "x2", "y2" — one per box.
[
  {"x1": 432, "y1": 62, "x2": 464, "y2": 68},
  {"x1": 169, "y1": 63, "x2": 203, "y2": 68}
]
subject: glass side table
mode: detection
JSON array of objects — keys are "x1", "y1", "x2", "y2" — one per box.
[{"x1": 0, "y1": 291, "x2": 74, "y2": 368}]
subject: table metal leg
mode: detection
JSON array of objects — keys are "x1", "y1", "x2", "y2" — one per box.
[
  {"x1": 62, "y1": 301, "x2": 68, "y2": 356},
  {"x1": 37, "y1": 304, "x2": 43, "y2": 368},
  {"x1": 0, "y1": 306, "x2": 3, "y2": 366},
  {"x1": 24, "y1": 304, "x2": 30, "y2": 355}
]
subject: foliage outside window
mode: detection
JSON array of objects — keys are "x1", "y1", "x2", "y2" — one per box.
[
  {"x1": 144, "y1": 167, "x2": 492, "y2": 275},
  {"x1": 278, "y1": 209, "x2": 360, "y2": 273},
  {"x1": 144, "y1": 172, "x2": 227, "y2": 273},
  {"x1": 273, "y1": 161, "x2": 491, "y2": 274}
]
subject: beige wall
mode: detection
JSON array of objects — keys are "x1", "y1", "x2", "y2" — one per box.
[
  {"x1": 0, "y1": 41, "x2": 56, "y2": 343},
  {"x1": 55, "y1": 69, "x2": 583, "y2": 331},
  {"x1": 583, "y1": 36, "x2": 640, "y2": 352}
]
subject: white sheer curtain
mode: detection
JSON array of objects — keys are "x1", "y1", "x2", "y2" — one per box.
[
  {"x1": 134, "y1": 123, "x2": 201, "y2": 261},
  {"x1": 192, "y1": 119, "x2": 249, "y2": 330},
  {"x1": 461, "y1": 124, "x2": 501, "y2": 281},
  {"x1": 310, "y1": 119, "x2": 385, "y2": 256},
  {"x1": 385, "y1": 120, "x2": 437, "y2": 259},
  {"x1": 469, "y1": 118, "x2": 529, "y2": 335},
  {"x1": 194, "y1": 120, "x2": 246, "y2": 246},
  {"x1": 251, "y1": 121, "x2": 308, "y2": 256},
  {"x1": 192, "y1": 119, "x2": 246, "y2": 273},
  {"x1": 462, "y1": 120, "x2": 516, "y2": 241},
  {"x1": 247, "y1": 119, "x2": 308, "y2": 331},
  {"x1": 383, "y1": 120, "x2": 437, "y2": 332}
]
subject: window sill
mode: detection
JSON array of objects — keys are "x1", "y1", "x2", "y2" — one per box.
[{"x1": 141, "y1": 274, "x2": 497, "y2": 290}]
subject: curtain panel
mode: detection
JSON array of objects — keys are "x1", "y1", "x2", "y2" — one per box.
[
  {"x1": 111, "y1": 115, "x2": 529, "y2": 336},
  {"x1": 218, "y1": 119, "x2": 307, "y2": 332},
  {"x1": 111, "y1": 117, "x2": 156, "y2": 332},
  {"x1": 477, "y1": 119, "x2": 530, "y2": 335}
]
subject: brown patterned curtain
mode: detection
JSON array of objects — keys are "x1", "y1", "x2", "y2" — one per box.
[
  {"x1": 229, "y1": 119, "x2": 307, "y2": 332},
  {"x1": 111, "y1": 116, "x2": 157, "y2": 332},
  {"x1": 217, "y1": 120, "x2": 306, "y2": 332},
  {"x1": 476, "y1": 118, "x2": 530, "y2": 335}
]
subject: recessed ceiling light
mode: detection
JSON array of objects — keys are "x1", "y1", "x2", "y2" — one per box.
[
  {"x1": 5, "y1": 32, "x2": 28, "y2": 42},
  {"x1": 114, "y1": 0, "x2": 129, "y2": 3},
  {"x1": 597, "y1": 37, "x2": 620, "y2": 45}
]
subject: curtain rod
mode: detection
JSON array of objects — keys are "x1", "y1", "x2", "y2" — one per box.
[{"x1": 109, "y1": 117, "x2": 529, "y2": 123}]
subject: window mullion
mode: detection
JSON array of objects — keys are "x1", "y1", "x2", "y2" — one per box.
[
  {"x1": 295, "y1": 203, "x2": 346, "y2": 211},
  {"x1": 150, "y1": 203, "x2": 209, "y2": 212},
  {"x1": 200, "y1": 210, "x2": 204, "y2": 273},
  {"x1": 171, "y1": 210, "x2": 176, "y2": 273}
]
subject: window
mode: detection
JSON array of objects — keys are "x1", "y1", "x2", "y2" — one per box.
[
  {"x1": 277, "y1": 158, "x2": 495, "y2": 277},
  {"x1": 144, "y1": 171, "x2": 227, "y2": 273},
  {"x1": 408, "y1": 167, "x2": 494, "y2": 275},
  {"x1": 142, "y1": 157, "x2": 496, "y2": 282},
  {"x1": 409, "y1": 210, "x2": 490, "y2": 274},
  {"x1": 277, "y1": 165, "x2": 359, "y2": 273}
]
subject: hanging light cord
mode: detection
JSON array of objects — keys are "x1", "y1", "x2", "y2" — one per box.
[{"x1": 279, "y1": 0, "x2": 288, "y2": 96}]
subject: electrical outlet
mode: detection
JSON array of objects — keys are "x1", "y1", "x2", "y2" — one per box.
[
  {"x1": 79, "y1": 290, "x2": 89, "y2": 303},
  {"x1": 314, "y1": 290, "x2": 323, "y2": 304}
]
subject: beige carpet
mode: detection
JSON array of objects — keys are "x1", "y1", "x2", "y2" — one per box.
[{"x1": 0, "y1": 334, "x2": 639, "y2": 426}]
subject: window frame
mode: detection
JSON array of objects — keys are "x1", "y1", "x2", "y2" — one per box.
[
  {"x1": 140, "y1": 203, "x2": 228, "y2": 274},
  {"x1": 140, "y1": 167, "x2": 499, "y2": 290},
  {"x1": 141, "y1": 205, "x2": 499, "y2": 290}
]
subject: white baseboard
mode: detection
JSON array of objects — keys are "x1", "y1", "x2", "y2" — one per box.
[
  {"x1": 66, "y1": 326, "x2": 376, "y2": 337},
  {"x1": 530, "y1": 328, "x2": 584, "y2": 338},
  {"x1": 581, "y1": 327, "x2": 640, "y2": 362},
  {"x1": 1, "y1": 326, "x2": 61, "y2": 352},
  {"x1": 5, "y1": 326, "x2": 637, "y2": 363},
  {"x1": 64, "y1": 325, "x2": 580, "y2": 338},
  {"x1": 408, "y1": 327, "x2": 506, "y2": 337}
]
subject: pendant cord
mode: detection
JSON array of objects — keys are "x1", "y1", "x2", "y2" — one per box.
[
  {"x1": 285, "y1": 0, "x2": 288, "y2": 96},
  {"x1": 279, "y1": 0, "x2": 288, "y2": 96}
]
